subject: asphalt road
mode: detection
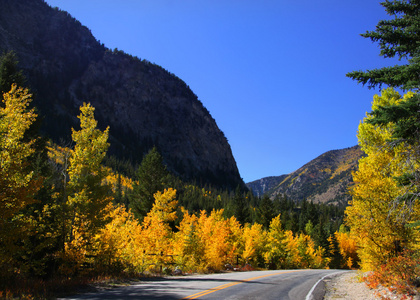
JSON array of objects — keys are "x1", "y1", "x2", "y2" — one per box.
[{"x1": 60, "y1": 269, "x2": 348, "y2": 300}]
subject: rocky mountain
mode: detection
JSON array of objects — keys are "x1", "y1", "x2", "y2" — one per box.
[
  {"x1": 247, "y1": 146, "x2": 365, "y2": 206},
  {"x1": 0, "y1": 0, "x2": 245, "y2": 189},
  {"x1": 246, "y1": 175, "x2": 288, "y2": 198}
]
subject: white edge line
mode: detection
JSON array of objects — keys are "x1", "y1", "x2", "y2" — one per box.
[{"x1": 305, "y1": 271, "x2": 348, "y2": 300}]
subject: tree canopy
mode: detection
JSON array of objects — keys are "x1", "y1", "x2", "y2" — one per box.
[
  {"x1": 347, "y1": 0, "x2": 420, "y2": 228},
  {"x1": 346, "y1": 0, "x2": 420, "y2": 90},
  {"x1": 0, "y1": 84, "x2": 41, "y2": 274},
  {"x1": 345, "y1": 2, "x2": 420, "y2": 294},
  {"x1": 129, "y1": 147, "x2": 170, "y2": 220},
  {"x1": 0, "y1": 51, "x2": 26, "y2": 97}
]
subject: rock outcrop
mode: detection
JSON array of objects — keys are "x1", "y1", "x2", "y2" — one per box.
[{"x1": 0, "y1": 0, "x2": 244, "y2": 189}]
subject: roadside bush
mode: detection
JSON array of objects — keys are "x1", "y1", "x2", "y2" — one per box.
[{"x1": 363, "y1": 250, "x2": 420, "y2": 300}]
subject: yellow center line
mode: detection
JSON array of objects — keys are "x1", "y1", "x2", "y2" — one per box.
[{"x1": 182, "y1": 270, "x2": 302, "y2": 299}]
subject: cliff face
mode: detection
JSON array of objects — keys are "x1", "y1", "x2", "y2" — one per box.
[
  {"x1": 246, "y1": 175, "x2": 288, "y2": 197},
  {"x1": 247, "y1": 146, "x2": 365, "y2": 206},
  {"x1": 0, "y1": 0, "x2": 244, "y2": 189}
]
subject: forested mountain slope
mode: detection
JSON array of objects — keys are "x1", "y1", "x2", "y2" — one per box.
[
  {"x1": 0, "y1": 0, "x2": 244, "y2": 189},
  {"x1": 247, "y1": 146, "x2": 364, "y2": 206},
  {"x1": 246, "y1": 175, "x2": 288, "y2": 198}
]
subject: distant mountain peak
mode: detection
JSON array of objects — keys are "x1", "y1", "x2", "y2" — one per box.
[{"x1": 247, "y1": 146, "x2": 364, "y2": 206}]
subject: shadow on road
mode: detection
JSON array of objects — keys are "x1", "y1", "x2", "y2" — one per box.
[{"x1": 60, "y1": 274, "x2": 276, "y2": 300}]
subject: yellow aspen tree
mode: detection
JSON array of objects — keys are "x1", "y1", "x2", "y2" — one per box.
[
  {"x1": 312, "y1": 246, "x2": 329, "y2": 269},
  {"x1": 95, "y1": 204, "x2": 146, "y2": 274},
  {"x1": 196, "y1": 209, "x2": 232, "y2": 271},
  {"x1": 335, "y1": 230, "x2": 358, "y2": 269},
  {"x1": 174, "y1": 209, "x2": 241, "y2": 272},
  {"x1": 173, "y1": 208, "x2": 203, "y2": 272},
  {"x1": 282, "y1": 230, "x2": 300, "y2": 268},
  {"x1": 141, "y1": 188, "x2": 178, "y2": 271},
  {"x1": 264, "y1": 215, "x2": 287, "y2": 269},
  {"x1": 94, "y1": 204, "x2": 142, "y2": 274},
  {"x1": 346, "y1": 88, "x2": 420, "y2": 270},
  {"x1": 0, "y1": 85, "x2": 42, "y2": 273},
  {"x1": 197, "y1": 210, "x2": 226, "y2": 271},
  {"x1": 295, "y1": 233, "x2": 329, "y2": 269},
  {"x1": 296, "y1": 233, "x2": 313, "y2": 268},
  {"x1": 63, "y1": 103, "x2": 112, "y2": 273},
  {"x1": 225, "y1": 216, "x2": 243, "y2": 266},
  {"x1": 242, "y1": 222, "x2": 266, "y2": 266},
  {"x1": 148, "y1": 188, "x2": 178, "y2": 223}
]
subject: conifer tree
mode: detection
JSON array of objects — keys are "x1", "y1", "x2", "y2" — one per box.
[
  {"x1": 232, "y1": 185, "x2": 250, "y2": 225},
  {"x1": 347, "y1": 0, "x2": 420, "y2": 225},
  {"x1": 130, "y1": 147, "x2": 170, "y2": 220},
  {"x1": 346, "y1": 0, "x2": 420, "y2": 90},
  {"x1": 346, "y1": 0, "x2": 420, "y2": 158},
  {"x1": 257, "y1": 195, "x2": 276, "y2": 229},
  {"x1": 0, "y1": 51, "x2": 26, "y2": 98}
]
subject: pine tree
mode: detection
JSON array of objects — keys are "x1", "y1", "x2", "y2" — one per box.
[
  {"x1": 232, "y1": 185, "x2": 250, "y2": 225},
  {"x1": 346, "y1": 1, "x2": 420, "y2": 163},
  {"x1": 0, "y1": 51, "x2": 26, "y2": 98},
  {"x1": 346, "y1": 0, "x2": 420, "y2": 90},
  {"x1": 257, "y1": 195, "x2": 276, "y2": 229},
  {"x1": 346, "y1": 1, "x2": 420, "y2": 158},
  {"x1": 130, "y1": 147, "x2": 170, "y2": 220}
]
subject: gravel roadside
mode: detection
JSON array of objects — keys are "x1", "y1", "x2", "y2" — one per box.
[
  {"x1": 323, "y1": 271, "x2": 380, "y2": 299},
  {"x1": 323, "y1": 271, "x2": 420, "y2": 300}
]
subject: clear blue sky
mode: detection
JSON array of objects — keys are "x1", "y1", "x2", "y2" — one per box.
[{"x1": 45, "y1": 0, "x2": 398, "y2": 183}]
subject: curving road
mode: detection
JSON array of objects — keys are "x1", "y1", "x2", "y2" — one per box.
[{"x1": 60, "y1": 269, "x2": 348, "y2": 300}]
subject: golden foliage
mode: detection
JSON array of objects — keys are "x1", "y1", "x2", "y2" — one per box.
[
  {"x1": 104, "y1": 168, "x2": 133, "y2": 194},
  {"x1": 335, "y1": 230, "x2": 358, "y2": 269},
  {"x1": 173, "y1": 208, "x2": 203, "y2": 271},
  {"x1": 95, "y1": 204, "x2": 143, "y2": 273},
  {"x1": 148, "y1": 188, "x2": 178, "y2": 223},
  {"x1": 196, "y1": 209, "x2": 235, "y2": 270},
  {"x1": 0, "y1": 85, "x2": 42, "y2": 273},
  {"x1": 346, "y1": 88, "x2": 420, "y2": 271},
  {"x1": 140, "y1": 189, "x2": 178, "y2": 271},
  {"x1": 0, "y1": 93, "x2": 353, "y2": 286},
  {"x1": 263, "y1": 215, "x2": 330, "y2": 269},
  {"x1": 242, "y1": 223, "x2": 266, "y2": 264},
  {"x1": 0, "y1": 85, "x2": 40, "y2": 218},
  {"x1": 173, "y1": 208, "x2": 243, "y2": 272}
]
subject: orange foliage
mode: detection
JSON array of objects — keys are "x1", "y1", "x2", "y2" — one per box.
[
  {"x1": 173, "y1": 208, "x2": 203, "y2": 271},
  {"x1": 335, "y1": 230, "x2": 358, "y2": 269},
  {"x1": 362, "y1": 250, "x2": 420, "y2": 300},
  {"x1": 139, "y1": 188, "x2": 178, "y2": 272},
  {"x1": 94, "y1": 204, "x2": 142, "y2": 273},
  {"x1": 196, "y1": 209, "x2": 236, "y2": 271},
  {"x1": 173, "y1": 208, "x2": 243, "y2": 272},
  {"x1": 242, "y1": 223, "x2": 266, "y2": 265},
  {"x1": 94, "y1": 189, "x2": 179, "y2": 274}
]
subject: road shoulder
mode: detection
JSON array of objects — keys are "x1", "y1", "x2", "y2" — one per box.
[
  {"x1": 322, "y1": 271, "x2": 420, "y2": 300},
  {"x1": 323, "y1": 271, "x2": 378, "y2": 299}
]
